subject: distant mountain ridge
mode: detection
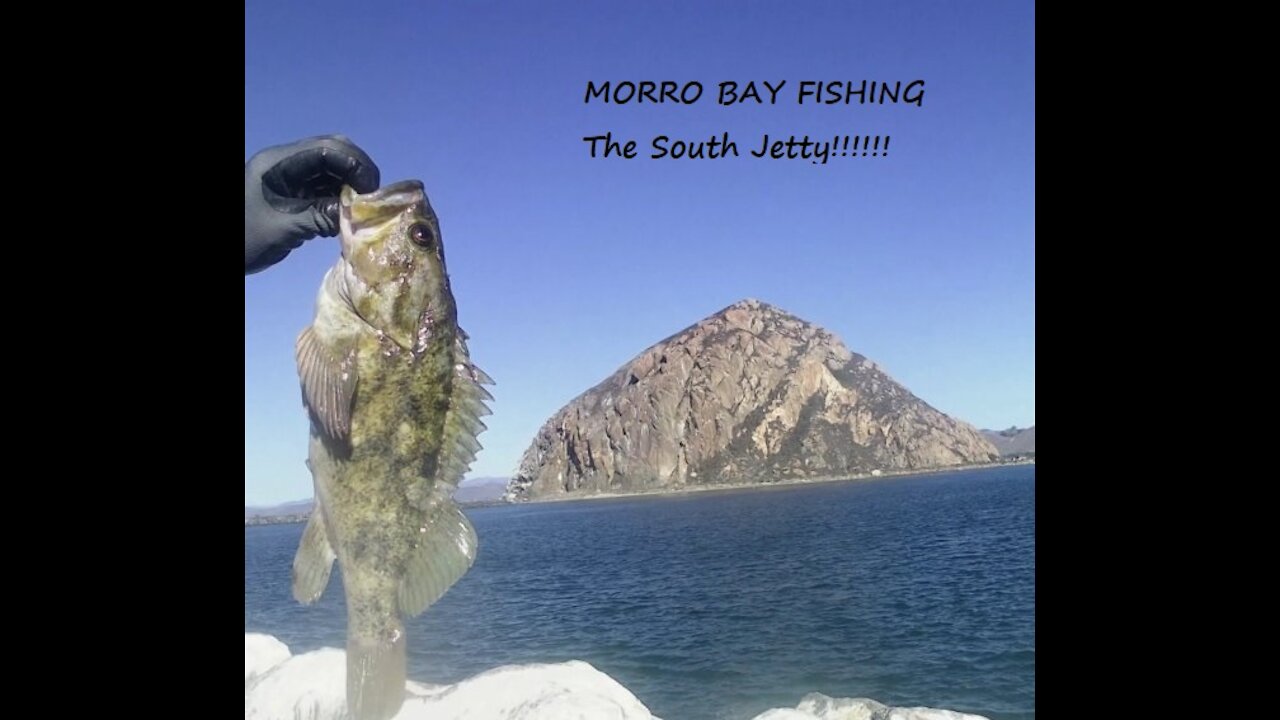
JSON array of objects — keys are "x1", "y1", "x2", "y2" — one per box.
[
  {"x1": 509, "y1": 299, "x2": 1000, "y2": 501},
  {"x1": 245, "y1": 500, "x2": 313, "y2": 519},
  {"x1": 980, "y1": 426, "x2": 1035, "y2": 456},
  {"x1": 245, "y1": 477, "x2": 510, "y2": 524},
  {"x1": 452, "y1": 477, "x2": 510, "y2": 504}
]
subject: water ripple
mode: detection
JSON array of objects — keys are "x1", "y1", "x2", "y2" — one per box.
[{"x1": 246, "y1": 465, "x2": 1035, "y2": 720}]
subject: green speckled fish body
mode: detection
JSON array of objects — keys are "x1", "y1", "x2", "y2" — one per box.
[{"x1": 290, "y1": 180, "x2": 493, "y2": 720}]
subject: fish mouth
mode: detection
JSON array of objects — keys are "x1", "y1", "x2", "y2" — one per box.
[
  {"x1": 342, "y1": 179, "x2": 428, "y2": 227},
  {"x1": 360, "y1": 179, "x2": 425, "y2": 202}
]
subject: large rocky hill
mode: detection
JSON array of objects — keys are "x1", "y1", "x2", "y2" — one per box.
[{"x1": 508, "y1": 299, "x2": 999, "y2": 500}]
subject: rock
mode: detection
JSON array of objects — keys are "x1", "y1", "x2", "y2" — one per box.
[
  {"x1": 245, "y1": 647, "x2": 350, "y2": 719},
  {"x1": 244, "y1": 635, "x2": 657, "y2": 720},
  {"x1": 794, "y1": 694, "x2": 889, "y2": 719},
  {"x1": 885, "y1": 711, "x2": 989, "y2": 720},
  {"x1": 244, "y1": 633, "x2": 291, "y2": 685},
  {"x1": 750, "y1": 693, "x2": 990, "y2": 720},
  {"x1": 244, "y1": 634, "x2": 990, "y2": 720},
  {"x1": 509, "y1": 299, "x2": 1000, "y2": 500},
  {"x1": 752, "y1": 711, "x2": 822, "y2": 720},
  {"x1": 404, "y1": 661, "x2": 657, "y2": 720}
]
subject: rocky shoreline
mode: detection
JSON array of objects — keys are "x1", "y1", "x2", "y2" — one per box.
[
  {"x1": 245, "y1": 461, "x2": 1036, "y2": 525},
  {"x1": 508, "y1": 458, "x2": 1034, "y2": 505}
]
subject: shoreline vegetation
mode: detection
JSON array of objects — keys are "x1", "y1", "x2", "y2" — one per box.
[{"x1": 245, "y1": 458, "x2": 1033, "y2": 526}]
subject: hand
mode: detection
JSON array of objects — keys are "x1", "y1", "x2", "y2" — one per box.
[{"x1": 245, "y1": 135, "x2": 381, "y2": 274}]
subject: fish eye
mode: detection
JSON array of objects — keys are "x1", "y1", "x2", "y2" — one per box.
[{"x1": 409, "y1": 223, "x2": 435, "y2": 249}]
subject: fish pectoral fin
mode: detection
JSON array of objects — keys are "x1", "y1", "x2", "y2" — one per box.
[
  {"x1": 291, "y1": 508, "x2": 337, "y2": 605},
  {"x1": 397, "y1": 497, "x2": 478, "y2": 617},
  {"x1": 296, "y1": 326, "x2": 358, "y2": 441}
]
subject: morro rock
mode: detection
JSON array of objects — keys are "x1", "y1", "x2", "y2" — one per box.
[{"x1": 507, "y1": 299, "x2": 998, "y2": 500}]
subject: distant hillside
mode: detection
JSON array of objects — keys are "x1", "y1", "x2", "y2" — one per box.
[
  {"x1": 246, "y1": 477, "x2": 511, "y2": 525},
  {"x1": 981, "y1": 426, "x2": 1035, "y2": 456},
  {"x1": 245, "y1": 500, "x2": 313, "y2": 519},
  {"x1": 453, "y1": 477, "x2": 510, "y2": 504}
]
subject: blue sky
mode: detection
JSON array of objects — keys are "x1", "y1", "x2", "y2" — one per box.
[{"x1": 246, "y1": 1, "x2": 1034, "y2": 506}]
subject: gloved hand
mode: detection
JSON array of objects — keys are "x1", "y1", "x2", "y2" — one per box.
[{"x1": 245, "y1": 135, "x2": 381, "y2": 274}]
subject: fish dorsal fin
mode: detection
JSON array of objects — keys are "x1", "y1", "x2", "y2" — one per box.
[
  {"x1": 291, "y1": 505, "x2": 337, "y2": 605},
  {"x1": 397, "y1": 490, "x2": 478, "y2": 617},
  {"x1": 296, "y1": 326, "x2": 358, "y2": 441}
]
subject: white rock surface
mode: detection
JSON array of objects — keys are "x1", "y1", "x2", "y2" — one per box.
[
  {"x1": 244, "y1": 634, "x2": 656, "y2": 720},
  {"x1": 885, "y1": 711, "x2": 989, "y2": 720},
  {"x1": 752, "y1": 711, "x2": 824, "y2": 720},
  {"x1": 244, "y1": 633, "x2": 291, "y2": 685},
  {"x1": 246, "y1": 647, "x2": 350, "y2": 719},
  {"x1": 244, "y1": 635, "x2": 990, "y2": 720},
  {"x1": 750, "y1": 693, "x2": 991, "y2": 720}
]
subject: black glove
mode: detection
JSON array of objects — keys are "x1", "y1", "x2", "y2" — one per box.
[{"x1": 245, "y1": 135, "x2": 381, "y2": 274}]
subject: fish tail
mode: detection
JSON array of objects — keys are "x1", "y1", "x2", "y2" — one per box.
[{"x1": 346, "y1": 619, "x2": 407, "y2": 720}]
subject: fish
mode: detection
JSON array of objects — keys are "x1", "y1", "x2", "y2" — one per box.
[{"x1": 289, "y1": 179, "x2": 493, "y2": 720}]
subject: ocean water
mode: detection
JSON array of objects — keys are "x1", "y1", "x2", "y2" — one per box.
[{"x1": 245, "y1": 465, "x2": 1035, "y2": 720}]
